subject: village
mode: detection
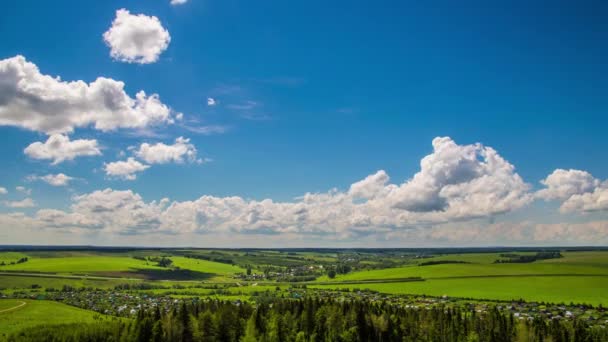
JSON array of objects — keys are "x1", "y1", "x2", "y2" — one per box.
[{"x1": 2, "y1": 284, "x2": 606, "y2": 329}]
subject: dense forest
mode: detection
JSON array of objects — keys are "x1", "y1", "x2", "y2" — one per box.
[{"x1": 8, "y1": 297, "x2": 608, "y2": 342}]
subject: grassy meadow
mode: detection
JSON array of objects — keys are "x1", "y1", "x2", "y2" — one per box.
[{"x1": 0, "y1": 299, "x2": 111, "y2": 339}]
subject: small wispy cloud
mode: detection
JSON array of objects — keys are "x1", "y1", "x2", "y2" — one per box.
[
  {"x1": 240, "y1": 112, "x2": 272, "y2": 121},
  {"x1": 181, "y1": 124, "x2": 230, "y2": 135},
  {"x1": 225, "y1": 100, "x2": 271, "y2": 120},
  {"x1": 122, "y1": 128, "x2": 172, "y2": 139},
  {"x1": 207, "y1": 97, "x2": 217, "y2": 106},
  {"x1": 27, "y1": 173, "x2": 74, "y2": 187},
  {"x1": 227, "y1": 100, "x2": 258, "y2": 111},
  {"x1": 16, "y1": 186, "x2": 32, "y2": 196},
  {"x1": 211, "y1": 84, "x2": 243, "y2": 96}
]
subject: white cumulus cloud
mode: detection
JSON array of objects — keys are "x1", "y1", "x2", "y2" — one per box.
[
  {"x1": 4, "y1": 198, "x2": 36, "y2": 208},
  {"x1": 103, "y1": 9, "x2": 171, "y2": 64},
  {"x1": 536, "y1": 169, "x2": 599, "y2": 201},
  {"x1": 387, "y1": 137, "x2": 531, "y2": 217},
  {"x1": 134, "y1": 137, "x2": 201, "y2": 164},
  {"x1": 104, "y1": 158, "x2": 150, "y2": 180},
  {"x1": 207, "y1": 97, "x2": 216, "y2": 106},
  {"x1": 559, "y1": 185, "x2": 608, "y2": 213},
  {"x1": 29, "y1": 173, "x2": 74, "y2": 187},
  {"x1": 24, "y1": 134, "x2": 101, "y2": 165},
  {"x1": 538, "y1": 168, "x2": 608, "y2": 213},
  {"x1": 0, "y1": 55, "x2": 174, "y2": 134},
  {"x1": 18, "y1": 137, "x2": 536, "y2": 236},
  {"x1": 171, "y1": 0, "x2": 188, "y2": 5},
  {"x1": 0, "y1": 187, "x2": 7, "y2": 195}
]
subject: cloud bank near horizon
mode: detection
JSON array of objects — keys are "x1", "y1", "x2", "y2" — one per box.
[{"x1": 2, "y1": 136, "x2": 607, "y2": 245}]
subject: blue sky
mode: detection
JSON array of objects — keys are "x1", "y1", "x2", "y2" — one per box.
[{"x1": 0, "y1": 1, "x2": 607, "y2": 247}]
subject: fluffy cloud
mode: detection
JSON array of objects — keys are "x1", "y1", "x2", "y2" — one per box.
[
  {"x1": 348, "y1": 170, "x2": 392, "y2": 200},
  {"x1": 559, "y1": 185, "x2": 608, "y2": 213},
  {"x1": 104, "y1": 158, "x2": 150, "y2": 180},
  {"x1": 29, "y1": 173, "x2": 73, "y2": 187},
  {"x1": 24, "y1": 134, "x2": 101, "y2": 164},
  {"x1": 207, "y1": 98, "x2": 216, "y2": 106},
  {"x1": 24, "y1": 189, "x2": 168, "y2": 234},
  {"x1": 68, "y1": 189, "x2": 167, "y2": 233},
  {"x1": 537, "y1": 169, "x2": 608, "y2": 213},
  {"x1": 171, "y1": 0, "x2": 188, "y2": 5},
  {"x1": 536, "y1": 169, "x2": 599, "y2": 201},
  {"x1": 103, "y1": 9, "x2": 171, "y2": 64},
  {"x1": 134, "y1": 137, "x2": 202, "y2": 164},
  {"x1": 19, "y1": 137, "x2": 536, "y2": 236},
  {"x1": 0, "y1": 55, "x2": 174, "y2": 134},
  {"x1": 387, "y1": 137, "x2": 531, "y2": 218},
  {"x1": 4, "y1": 198, "x2": 36, "y2": 208},
  {"x1": 0, "y1": 187, "x2": 7, "y2": 195}
]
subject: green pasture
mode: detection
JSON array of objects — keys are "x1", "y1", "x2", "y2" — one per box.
[
  {"x1": 0, "y1": 275, "x2": 124, "y2": 291},
  {"x1": 0, "y1": 299, "x2": 112, "y2": 339},
  {"x1": 171, "y1": 256, "x2": 246, "y2": 278},
  {"x1": 318, "y1": 263, "x2": 608, "y2": 282},
  {"x1": 0, "y1": 252, "x2": 250, "y2": 281},
  {"x1": 312, "y1": 275, "x2": 608, "y2": 306},
  {"x1": 0, "y1": 254, "x2": 160, "y2": 275},
  {"x1": 319, "y1": 252, "x2": 608, "y2": 282},
  {"x1": 541, "y1": 251, "x2": 608, "y2": 266},
  {"x1": 0, "y1": 253, "x2": 28, "y2": 264}
]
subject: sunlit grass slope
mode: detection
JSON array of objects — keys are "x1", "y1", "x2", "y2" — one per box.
[{"x1": 0, "y1": 299, "x2": 110, "y2": 339}]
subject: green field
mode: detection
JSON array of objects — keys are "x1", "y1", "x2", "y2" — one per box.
[
  {"x1": 0, "y1": 255, "x2": 160, "y2": 274},
  {"x1": 0, "y1": 253, "x2": 28, "y2": 264},
  {"x1": 312, "y1": 251, "x2": 608, "y2": 306},
  {"x1": 171, "y1": 256, "x2": 247, "y2": 279},
  {"x1": 313, "y1": 275, "x2": 608, "y2": 306},
  {"x1": 1, "y1": 249, "x2": 607, "y2": 311},
  {"x1": 0, "y1": 252, "x2": 252, "y2": 281},
  {"x1": 0, "y1": 299, "x2": 112, "y2": 339},
  {"x1": 319, "y1": 253, "x2": 608, "y2": 282},
  {"x1": 0, "y1": 274, "x2": 126, "y2": 291}
]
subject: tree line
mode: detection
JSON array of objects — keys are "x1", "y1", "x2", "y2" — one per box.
[{"x1": 8, "y1": 297, "x2": 608, "y2": 341}]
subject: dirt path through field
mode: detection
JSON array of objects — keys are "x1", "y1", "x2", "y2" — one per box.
[{"x1": 0, "y1": 301, "x2": 26, "y2": 314}]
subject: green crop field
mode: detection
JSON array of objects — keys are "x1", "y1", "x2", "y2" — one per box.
[
  {"x1": 0, "y1": 299, "x2": 112, "y2": 339},
  {"x1": 0, "y1": 274, "x2": 130, "y2": 292},
  {"x1": 312, "y1": 275, "x2": 608, "y2": 306},
  {"x1": 309, "y1": 251, "x2": 608, "y2": 306},
  {"x1": 319, "y1": 252, "x2": 608, "y2": 282},
  {"x1": 0, "y1": 252, "x2": 253, "y2": 281},
  {"x1": 170, "y1": 256, "x2": 247, "y2": 277},
  {"x1": 0, "y1": 254, "x2": 161, "y2": 275},
  {"x1": 0, "y1": 253, "x2": 28, "y2": 264}
]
